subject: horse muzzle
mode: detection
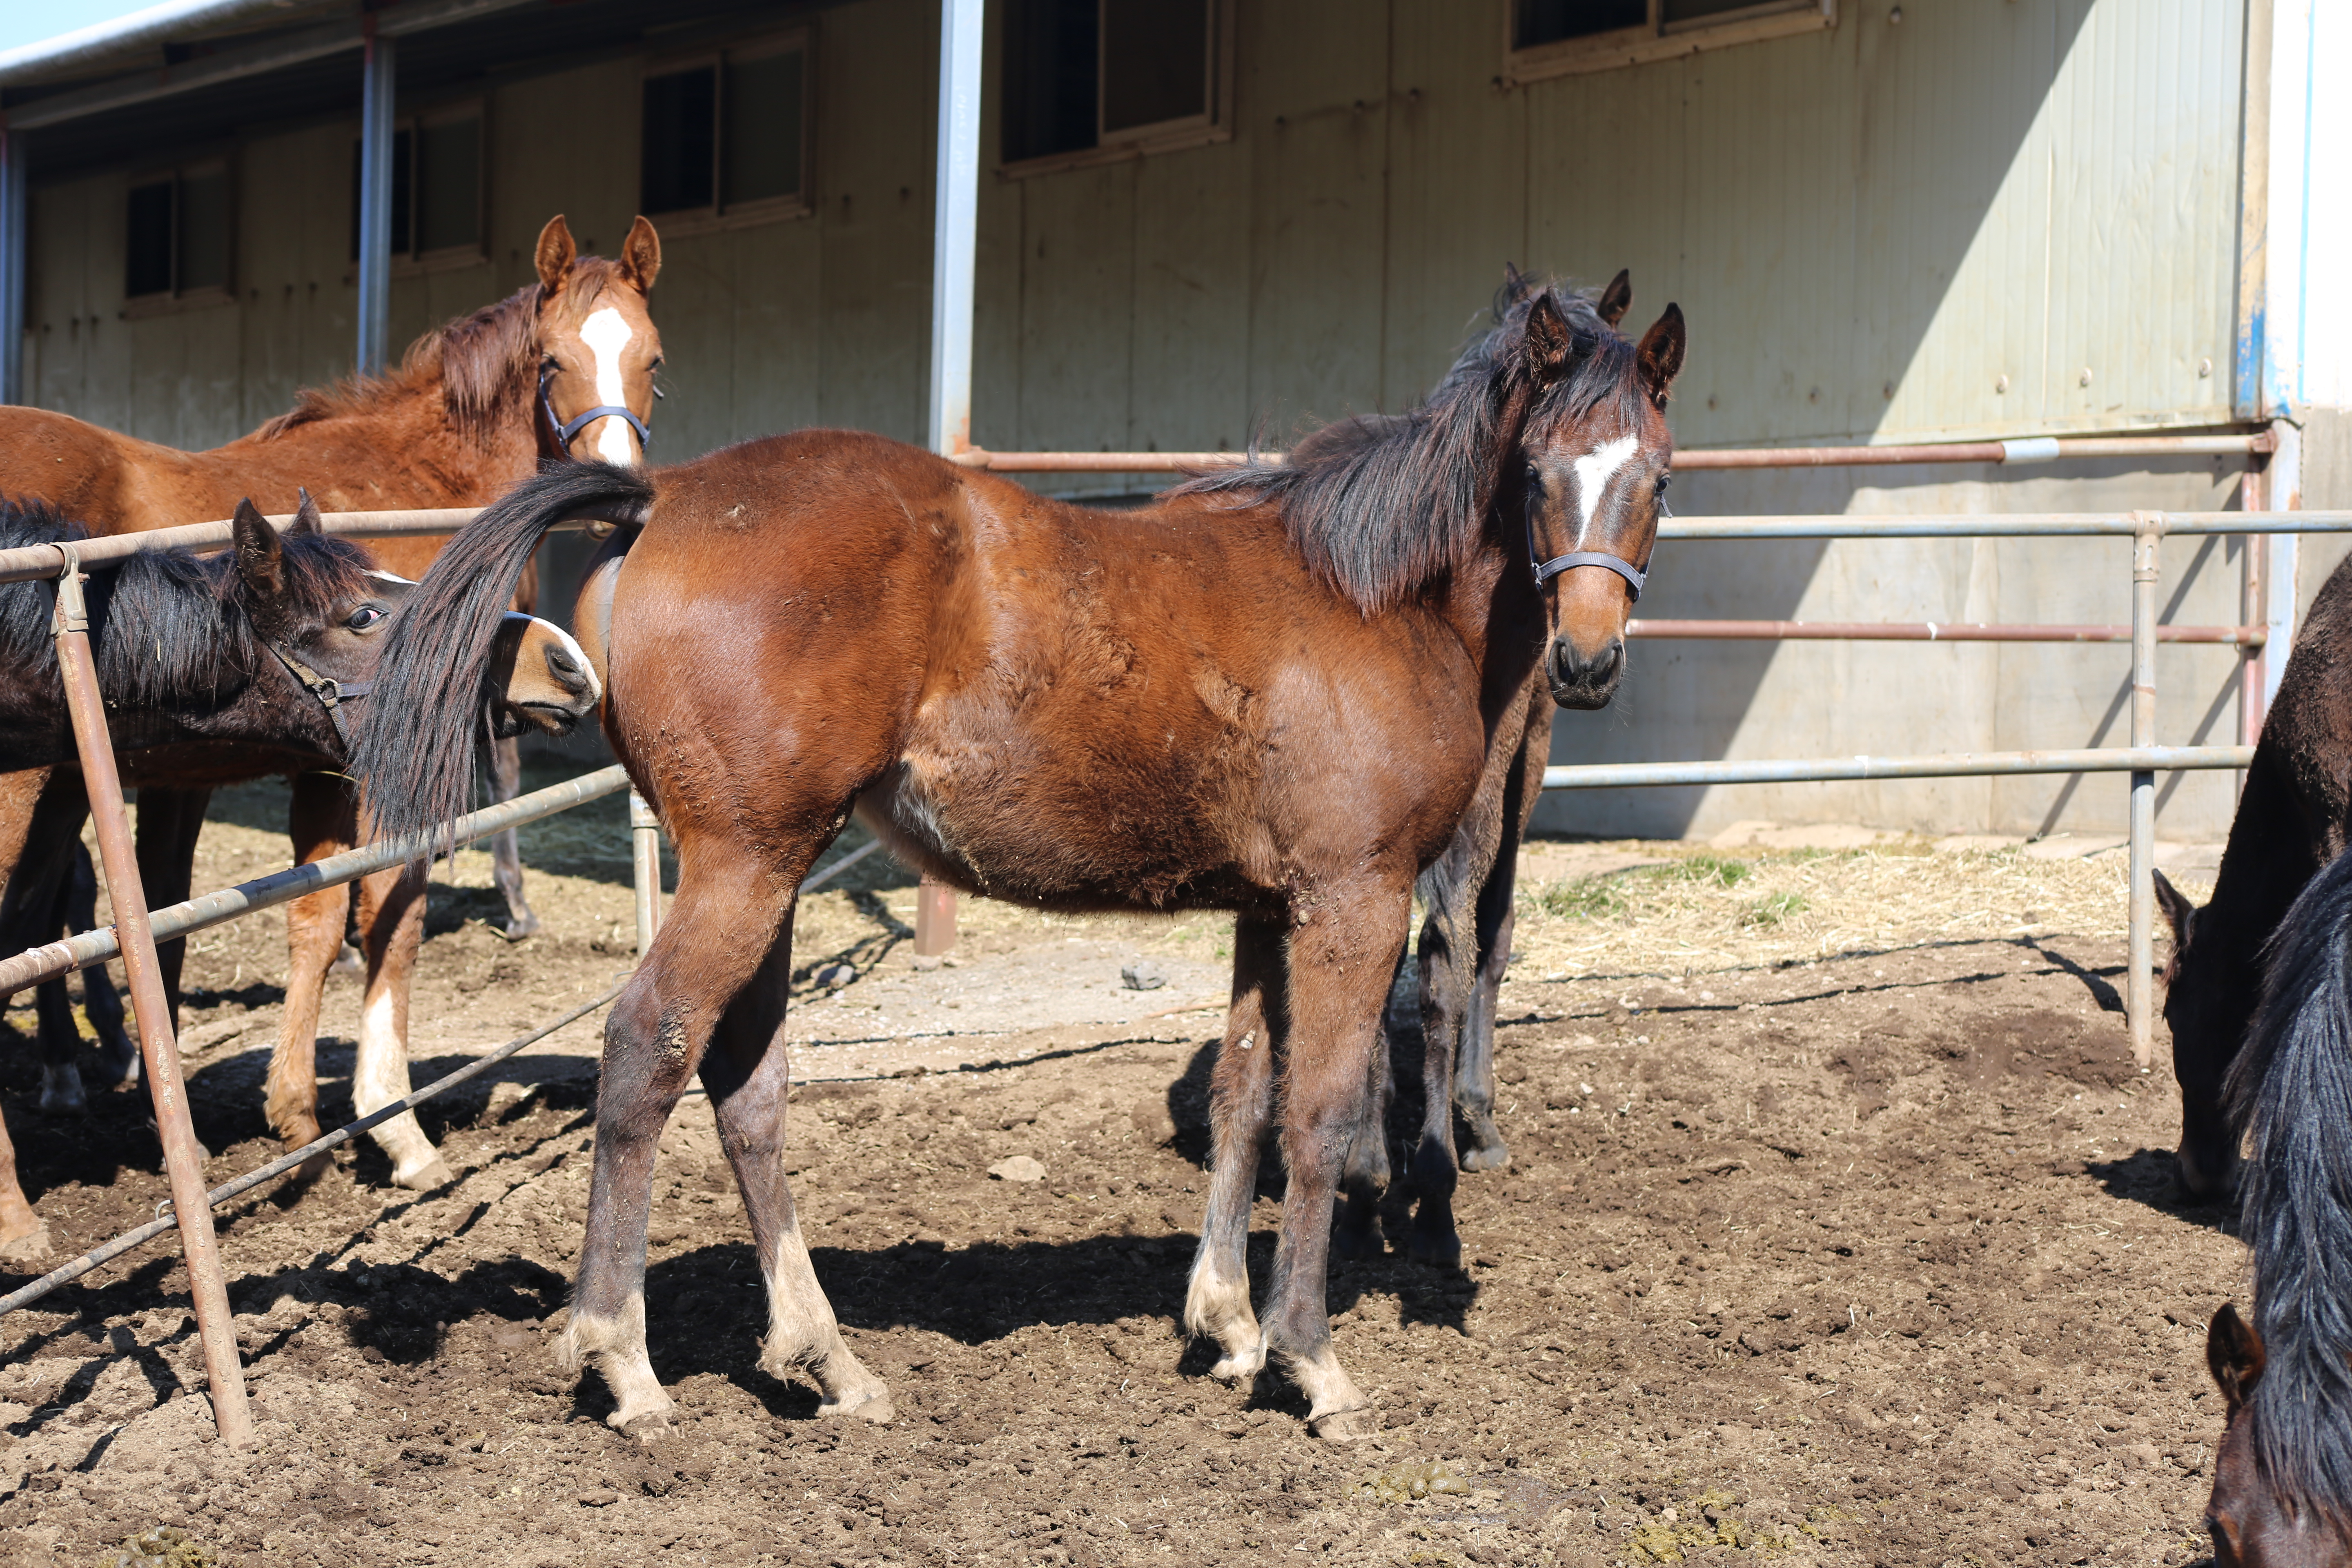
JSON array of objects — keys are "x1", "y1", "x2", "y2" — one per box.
[
  {"x1": 1548, "y1": 635, "x2": 1625, "y2": 710},
  {"x1": 488, "y1": 613, "x2": 602, "y2": 738}
]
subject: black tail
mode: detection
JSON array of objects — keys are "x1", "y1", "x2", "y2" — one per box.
[
  {"x1": 350, "y1": 461, "x2": 653, "y2": 849},
  {"x1": 2229, "y1": 843, "x2": 2352, "y2": 1532}
]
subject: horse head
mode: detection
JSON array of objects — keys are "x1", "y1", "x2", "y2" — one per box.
[
  {"x1": 2155, "y1": 869, "x2": 2248, "y2": 1200},
  {"x1": 2205, "y1": 1305, "x2": 2352, "y2": 1567},
  {"x1": 1512, "y1": 270, "x2": 1683, "y2": 709},
  {"x1": 532, "y1": 214, "x2": 664, "y2": 467},
  {"x1": 227, "y1": 495, "x2": 597, "y2": 753}
]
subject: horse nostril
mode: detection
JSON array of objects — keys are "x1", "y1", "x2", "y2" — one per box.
[{"x1": 546, "y1": 645, "x2": 586, "y2": 690}]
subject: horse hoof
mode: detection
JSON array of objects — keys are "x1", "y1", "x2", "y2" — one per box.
[
  {"x1": 36, "y1": 1085, "x2": 85, "y2": 1117},
  {"x1": 1408, "y1": 1231, "x2": 1462, "y2": 1271},
  {"x1": 1308, "y1": 1405, "x2": 1380, "y2": 1442},
  {"x1": 501, "y1": 913, "x2": 542, "y2": 941},
  {"x1": 1457, "y1": 1139, "x2": 1510, "y2": 1173},
  {"x1": 394, "y1": 1157, "x2": 456, "y2": 1192},
  {"x1": 328, "y1": 944, "x2": 364, "y2": 981},
  {"x1": 0, "y1": 1225, "x2": 52, "y2": 1264},
  {"x1": 1209, "y1": 1344, "x2": 1266, "y2": 1385},
  {"x1": 614, "y1": 1410, "x2": 673, "y2": 1444},
  {"x1": 820, "y1": 1389, "x2": 895, "y2": 1425}
]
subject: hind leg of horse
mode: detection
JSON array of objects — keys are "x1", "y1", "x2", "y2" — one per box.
[
  {"x1": 3, "y1": 775, "x2": 97, "y2": 1117},
  {"x1": 269, "y1": 775, "x2": 358, "y2": 1172},
  {"x1": 487, "y1": 736, "x2": 537, "y2": 939},
  {"x1": 132, "y1": 787, "x2": 212, "y2": 1027},
  {"x1": 1263, "y1": 879, "x2": 1410, "y2": 1439},
  {"x1": 1183, "y1": 914, "x2": 1283, "y2": 1383},
  {"x1": 67, "y1": 844, "x2": 134, "y2": 1088},
  {"x1": 1456, "y1": 710, "x2": 1544, "y2": 1174},
  {"x1": 560, "y1": 854, "x2": 802, "y2": 1437},
  {"x1": 33, "y1": 854, "x2": 87, "y2": 1114},
  {"x1": 1408, "y1": 851, "x2": 1485, "y2": 1270},
  {"x1": 701, "y1": 909, "x2": 891, "y2": 1423},
  {"x1": 352, "y1": 860, "x2": 444, "y2": 1188},
  {"x1": 1332, "y1": 959, "x2": 1398, "y2": 1261}
]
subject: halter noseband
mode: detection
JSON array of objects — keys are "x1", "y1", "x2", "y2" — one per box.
[
  {"x1": 1531, "y1": 548, "x2": 1646, "y2": 601},
  {"x1": 539, "y1": 364, "x2": 653, "y2": 456}
]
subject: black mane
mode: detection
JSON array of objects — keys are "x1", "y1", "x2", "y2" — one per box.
[
  {"x1": 1173, "y1": 273, "x2": 1648, "y2": 612},
  {"x1": 2230, "y1": 844, "x2": 2352, "y2": 1534},
  {"x1": 0, "y1": 497, "x2": 377, "y2": 715}
]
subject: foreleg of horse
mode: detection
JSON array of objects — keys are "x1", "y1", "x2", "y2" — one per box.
[
  {"x1": 487, "y1": 735, "x2": 537, "y2": 939},
  {"x1": 1183, "y1": 913, "x2": 1285, "y2": 1384},
  {"x1": 4, "y1": 774, "x2": 96, "y2": 1116},
  {"x1": 1409, "y1": 860, "x2": 1477, "y2": 1269},
  {"x1": 1263, "y1": 882, "x2": 1409, "y2": 1440},
  {"x1": 0, "y1": 1099, "x2": 47, "y2": 1261},
  {"x1": 33, "y1": 855, "x2": 85, "y2": 1114},
  {"x1": 270, "y1": 775, "x2": 358, "y2": 1168},
  {"x1": 131, "y1": 787, "x2": 212, "y2": 1030},
  {"x1": 352, "y1": 860, "x2": 445, "y2": 1189},
  {"x1": 702, "y1": 909, "x2": 891, "y2": 1423},
  {"x1": 1456, "y1": 710, "x2": 1544, "y2": 1174},
  {"x1": 1332, "y1": 954, "x2": 1400, "y2": 1261},
  {"x1": 67, "y1": 844, "x2": 134, "y2": 1087},
  {"x1": 560, "y1": 858, "x2": 798, "y2": 1438}
]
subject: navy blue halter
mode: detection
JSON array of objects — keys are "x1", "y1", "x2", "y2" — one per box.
[
  {"x1": 539, "y1": 365, "x2": 652, "y2": 455},
  {"x1": 1531, "y1": 546, "x2": 1646, "y2": 601}
]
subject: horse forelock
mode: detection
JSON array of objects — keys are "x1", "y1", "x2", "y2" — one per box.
[{"x1": 1171, "y1": 275, "x2": 1649, "y2": 613}]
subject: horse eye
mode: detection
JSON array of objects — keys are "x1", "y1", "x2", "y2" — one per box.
[
  {"x1": 345, "y1": 604, "x2": 385, "y2": 632},
  {"x1": 1657, "y1": 474, "x2": 1673, "y2": 495}
]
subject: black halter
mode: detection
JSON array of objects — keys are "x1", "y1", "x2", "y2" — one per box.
[
  {"x1": 1529, "y1": 499, "x2": 1648, "y2": 601},
  {"x1": 539, "y1": 364, "x2": 652, "y2": 456},
  {"x1": 265, "y1": 641, "x2": 370, "y2": 747}
]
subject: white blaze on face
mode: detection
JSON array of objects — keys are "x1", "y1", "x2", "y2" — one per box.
[
  {"x1": 578, "y1": 306, "x2": 640, "y2": 465},
  {"x1": 1570, "y1": 432, "x2": 1642, "y2": 547}
]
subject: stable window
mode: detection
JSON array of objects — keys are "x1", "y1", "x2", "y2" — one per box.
[
  {"x1": 641, "y1": 32, "x2": 810, "y2": 225},
  {"x1": 124, "y1": 163, "x2": 232, "y2": 301},
  {"x1": 1505, "y1": 0, "x2": 1834, "y2": 81},
  {"x1": 349, "y1": 104, "x2": 486, "y2": 266},
  {"x1": 1001, "y1": 0, "x2": 1231, "y2": 173}
]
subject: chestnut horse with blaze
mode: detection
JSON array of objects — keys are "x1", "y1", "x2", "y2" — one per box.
[
  {"x1": 0, "y1": 216, "x2": 659, "y2": 1233},
  {"x1": 352, "y1": 276, "x2": 1683, "y2": 1438}
]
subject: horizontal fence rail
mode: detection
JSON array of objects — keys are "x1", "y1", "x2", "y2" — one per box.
[
  {"x1": 0, "y1": 766, "x2": 632, "y2": 1000},
  {"x1": 1541, "y1": 745, "x2": 2255, "y2": 792},
  {"x1": 1654, "y1": 510, "x2": 2352, "y2": 539},
  {"x1": 0, "y1": 505, "x2": 616, "y2": 585},
  {"x1": 1626, "y1": 620, "x2": 2264, "y2": 646},
  {"x1": 949, "y1": 431, "x2": 2272, "y2": 475}
]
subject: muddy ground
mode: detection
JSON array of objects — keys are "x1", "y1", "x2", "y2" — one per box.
[{"x1": 0, "y1": 775, "x2": 2241, "y2": 1567}]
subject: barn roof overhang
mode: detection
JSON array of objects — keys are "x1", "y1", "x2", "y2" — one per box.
[{"x1": 1, "y1": 0, "x2": 839, "y2": 183}]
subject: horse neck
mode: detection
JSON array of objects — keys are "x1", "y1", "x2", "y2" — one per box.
[{"x1": 224, "y1": 377, "x2": 541, "y2": 506}]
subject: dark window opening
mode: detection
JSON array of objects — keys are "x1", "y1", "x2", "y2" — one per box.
[
  {"x1": 642, "y1": 67, "x2": 717, "y2": 215},
  {"x1": 352, "y1": 114, "x2": 482, "y2": 262},
  {"x1": 1515, "y1": 0, "x2": 1648, "y2": 46},
  {"x1": 126, "y1": 167, "x2": 231, "y2": 299},
  {"x1": 643, "y1": 40, "x2": 808, "y2": 218},
  {"x1": 1003, "y1": 0, "x2": 1216, "y2": 165}
]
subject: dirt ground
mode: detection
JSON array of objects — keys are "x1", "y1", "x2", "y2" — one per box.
[{"x1": 0, "y1": 773, "x2": 2245, "y2": 1568}]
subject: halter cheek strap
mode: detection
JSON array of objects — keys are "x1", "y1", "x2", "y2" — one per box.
[
  {"x1": 266, "y1": 643, "x2": 371, "y2": 747},
  {"x1": 539, "y1": 366, "x2": 652, "y2": 455},
  {"x1": 1532, "y1": 549, "x2": 1646, "y2": 601}
]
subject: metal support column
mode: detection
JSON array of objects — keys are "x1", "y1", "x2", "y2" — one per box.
[
  {"x1": 918, "y1": 0, "x2": 982, "y2": 956},
  {"x1": 2127, "y1": 514, "x2": 2161, "y2": 1071},
  {"x1": 628, "y1": 791, "x2": 662, "y2": 955},
  {"x1": 354, "y1": 29, "x2": 396, "y2": 377},
  {"x1": 51, "y1": 552, "x2": 252, "y2": 1447},
  {"x1": 2262, "y1": 417, "x2": 2303, "y2": 714},
  {"x1": 0, "y1": 128, "x2": 26, "y2": 406},
  {"x1": 2238, "y1": 453, "x2": 2268, "y2": 750}
]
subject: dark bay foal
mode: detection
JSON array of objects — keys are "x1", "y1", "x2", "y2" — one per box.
[
  {"x1": 348, "y1": 273, "x2": 1684, "y2": 1440},
  {"x1": 2156, "y1": 551, "x2": 2352, "y2": 1200}
]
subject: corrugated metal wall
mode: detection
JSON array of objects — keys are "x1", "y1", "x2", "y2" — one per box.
[{"x1": 16, "y1": 0, "x2": 2274, "y2": 838}]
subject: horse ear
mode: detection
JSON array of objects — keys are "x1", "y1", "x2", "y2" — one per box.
[
  {"x1": 2154, "y1": 869, "x2": 2198, "y2": 957},
  {"x1": 288, "y1": 488, "x2": 322, "y2": 537},
  {"x1": 1597, "y1": 269, "x2": 1633, "y2": 328},
  {"x1": 535, "y1": 215, "x2": 578, "y2": 294},
  {"x1": 1637, "y1": 304, "x2": 1686, "y2": 406},
  {"x1": 1524, "y1": 292, "x2": 1575, "y2": 385},
  {"x1": 232, "y1": 499, "x2": 285, "y2": 602},
  {"x1": 2207, "y1": 1303, "x2": 2267, "y2": 1415},
  {"x1": 619, "y1": 216, "x2": 662, "y2": 293}
]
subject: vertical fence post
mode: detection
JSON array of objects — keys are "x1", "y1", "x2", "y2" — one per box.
[
  {"x1": 2127, "y1": 513, "x2": 2161, "y2": 1071},
  {"x1": 354, "y1": 27, "x2": 395, "y2": 378},
  {"x1": 628, "y1": 791, "x2": 662, "y2": 955},
  {"x1": 2263, "y1": 417, "x2": 2303, "y2": 715},
  {"x1": 918, "y1": 0, "x2": 984, "y2": 955},
  {"x1": 0, "y1": 127, "x2": 25, "y2": 407},
  {"x1": 49, "y1": 551, "x2": 252, "y2": 1447},
  {"x1": 2238, "y1": 454, "x2": 2268, "y2": 754}
]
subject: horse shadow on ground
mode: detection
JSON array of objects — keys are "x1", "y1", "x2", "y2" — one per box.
[{"x1": 2086, "y1": 1146, "x2": 2236, "y2": 1233}]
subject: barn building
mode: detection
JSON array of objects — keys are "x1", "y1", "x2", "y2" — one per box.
[{"x1": 1, "y1": 0, "x2": 2345, "y2": 841}]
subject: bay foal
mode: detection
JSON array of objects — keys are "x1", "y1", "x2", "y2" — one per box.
[{"x1": 351, "y1": 276, "x2": 1684, "y2": 1439}]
